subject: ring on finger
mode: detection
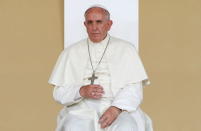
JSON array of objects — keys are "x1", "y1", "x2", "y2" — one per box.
[{"x1": 104, "y1": 122, "x2": 109, "y2": 126}]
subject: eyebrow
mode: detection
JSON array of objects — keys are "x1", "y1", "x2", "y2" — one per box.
[{"x1": 86, "y1": 20, "x2": 103, "y2": 23}]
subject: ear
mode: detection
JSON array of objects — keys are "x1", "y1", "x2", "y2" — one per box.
[
  {"x1": 109, "y1": 20, "x2": 113, "y2": 26},
  {"x1": 107, "y1": 20, "x2": 113, "y2": 30},
  {"x1": 84, "y1": 21, "x2": 87, "y2": 27}
]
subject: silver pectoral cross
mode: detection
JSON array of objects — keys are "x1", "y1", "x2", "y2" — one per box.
[{"x1": 88, "y1": 72, "x2": 98, "y2": 85}]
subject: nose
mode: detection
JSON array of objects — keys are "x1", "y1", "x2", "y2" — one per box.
[{"x1": 92, "y1": 23, "x2": 98, "y2": 31}]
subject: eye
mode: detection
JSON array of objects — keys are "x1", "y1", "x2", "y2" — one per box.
[
  {"x1": 86, "y1": 20, "x2": 93, "y2": 25},
  {"x1": 96, "y1": 20, "x2": 102, "y2": 24}
]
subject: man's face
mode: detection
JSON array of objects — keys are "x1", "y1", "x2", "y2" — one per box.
[{"x1": 84, "y1": 8, "x2": 113, "y2": 43}]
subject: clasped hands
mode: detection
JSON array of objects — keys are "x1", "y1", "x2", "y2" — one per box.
[{"x1": 79, "y1": 84, "x2": 122, "y2": 128}]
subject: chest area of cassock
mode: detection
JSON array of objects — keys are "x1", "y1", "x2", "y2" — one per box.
[
  {"x1": 66, "y1": 39, "x2": 145, "y2": 95},
  {"x1": 82, "y1": 42, "x2": 114, "y2": 98}
]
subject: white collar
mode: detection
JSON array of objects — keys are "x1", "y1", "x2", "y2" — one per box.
[{"x1": 88, "y1": 34, "x2": 110, "y2": 47}]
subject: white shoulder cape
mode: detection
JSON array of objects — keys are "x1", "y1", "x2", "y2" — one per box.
[{"x1": 48, "y1": 36, "x2": 150, "y2": 94}]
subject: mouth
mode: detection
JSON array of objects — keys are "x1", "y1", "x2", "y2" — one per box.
[
  {"x1": 91, "y1": 32, "x2": 100, "y2": 34},
  {"x1": 91, "y1": 33, "x2": 100, "y2": 36}
]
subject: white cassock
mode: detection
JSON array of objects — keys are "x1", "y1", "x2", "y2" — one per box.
[{"x1": 48, "y1": 35, "x2": 153, "y2": 131}]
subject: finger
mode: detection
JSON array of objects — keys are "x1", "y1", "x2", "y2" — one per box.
[
  {"x1": 94, "y1": 95, "x2": 103, "y2": 99},
  {"x1": 92, "y1": 85, "x2": 103, "y2": 89},
  {"x1": 90, "y1": 92, "x2": 102, "y2": 98},
  {"x1": 93, "y1": 94, "x2": 102, "y2": 99},
  {"x1": 104, "y1": 116, "x2": 116, "y2": 128},
  {"x1": 101, "y1": 119, "x2": 111, "y2": 128},
  {"x1": 91, "y1": 88, "x2": 104, "y2": 94},
  {"x1": 92, "y1": 88, "x2": 104, "y2": 94},
  {"x1": 101, "y1": 122, "x2": 108, "y2": 128},
  {"x1": 99, "y1": 115, "x2": 108, "y2": 123},
  {"x1": 95, "y1": 92, "x2": 103, "y2": 96},
  {"x1": 90, "y1": 92, "x2": 95, "y2": 97},
  {"x1": 90, "y1": 90, "x2": 102, "y2": 95},
  {"x1": 96, "y1": 88, "x2": 104, "y2": 92},
  {"x1": 106, "y1": 119, "x2": 113, "y2": 127},
  {"x1": 96, "y1": 90, "x2": 105, "y2": 94}
]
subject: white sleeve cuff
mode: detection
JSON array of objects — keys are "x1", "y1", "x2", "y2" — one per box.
[
  {"x1": 53, "y1": 84, "x2": 83, "y2": 106},
  {"x1": 74, "y1": 86, "x2": 83, "y2": 101},
  {"x1": 111, "y1": 82, "x2": 143, "y2": 112}
]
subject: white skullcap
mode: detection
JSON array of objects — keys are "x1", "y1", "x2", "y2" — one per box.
[
  {"x1": 87, "y1": 4, "x2": 108, "y2": 11},
  {"x1": 84, "y1": 4, "x2": 110, "y2": 19}
]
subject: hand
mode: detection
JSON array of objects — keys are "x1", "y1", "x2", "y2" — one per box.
[
  {"x1": 79, "y1": 84, "x2": 104, "y2": 99},
  {"x1": 99, "y1": 106, "x2": 122, "y2": 128}
]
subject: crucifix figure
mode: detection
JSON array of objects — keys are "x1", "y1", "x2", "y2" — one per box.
[{"x1": 88, "y1": 71, "x2": 98, "y2": 85}]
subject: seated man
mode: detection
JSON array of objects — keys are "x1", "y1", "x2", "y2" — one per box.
[{"x1": 49, "y1": 5, "x2": 153, "y2": 131}]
